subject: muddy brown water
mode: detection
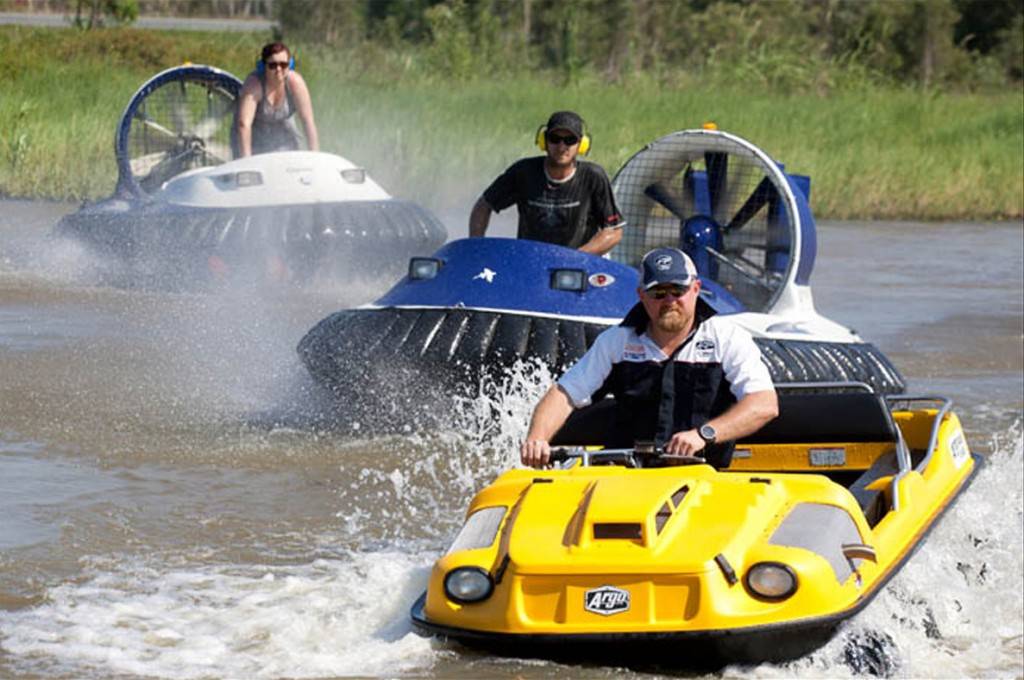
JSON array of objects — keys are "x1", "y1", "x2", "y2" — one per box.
[{"x1": 1, "y1": 199, "x2": 1021, "y2": 678}]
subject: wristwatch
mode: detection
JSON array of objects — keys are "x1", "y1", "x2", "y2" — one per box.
[{"x1": 698, "y1": 424, "x2": 717, "y2": 445}]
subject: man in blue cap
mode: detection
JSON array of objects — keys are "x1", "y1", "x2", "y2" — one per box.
[
  {"x1": 468, "y1": 110, "x2": 624, "y2": 256},
  {"x1": 521, "y1": 247, "x2": 778, "y2": 468}
]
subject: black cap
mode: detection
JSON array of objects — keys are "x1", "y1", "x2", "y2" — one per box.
[{"x1": 545, "y1": 111, "x2": 584, "y2": 137}]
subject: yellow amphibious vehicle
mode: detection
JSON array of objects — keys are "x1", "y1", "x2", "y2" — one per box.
[{"x1": 411, "y1": 386, "x2": 980, "y2": 663}]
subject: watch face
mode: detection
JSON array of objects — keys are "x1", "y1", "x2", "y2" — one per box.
[{"x1": 699, "y1": 424, "x2": 716, "y2": 443}]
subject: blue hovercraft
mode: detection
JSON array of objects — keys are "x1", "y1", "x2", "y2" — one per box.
[{"x1": 297, "y1": 128, "x2": 904, "y2": 415}]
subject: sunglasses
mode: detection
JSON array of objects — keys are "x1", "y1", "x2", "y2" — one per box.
[
  {"x1": 265, "y1": 61, "x2": 290, "y2": 70},
  {"x1": 546, "y1": 132, "x2": 579, "y2": 146},
  {"x1": 647, "y1": 285, "x2": 689, "y2": 300}
]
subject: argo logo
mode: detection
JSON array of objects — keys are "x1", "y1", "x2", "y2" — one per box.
[
  {"x1": 588, "y1": 272, "x2": 616, "y2": 287},
  {"x1": 584, "y1": 585, "x2": 630, "y2": 615}
]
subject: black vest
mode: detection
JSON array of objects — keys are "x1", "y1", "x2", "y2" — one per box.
[{"x1": 594, "y1": 301, "x2": 737, "y2": 467}]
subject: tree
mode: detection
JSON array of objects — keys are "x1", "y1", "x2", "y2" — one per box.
[
  {"x1": 73, "y1": 0, "x2": 139, "y2": 28},
  {"x1": 275, "y1": 0, "x2": 367, "y2": 44}
]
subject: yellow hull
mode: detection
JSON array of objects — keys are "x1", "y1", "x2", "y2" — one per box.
[{"x1": 412, "y1": 395, "x2": 978, "y2": 662}]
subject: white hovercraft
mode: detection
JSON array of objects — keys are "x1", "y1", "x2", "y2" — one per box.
[{"x1": 55, "y1": 64, "x2": 446, "y2": 287}]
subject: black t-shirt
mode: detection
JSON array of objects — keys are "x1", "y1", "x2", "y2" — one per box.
[{"x1": 482, "y1": 157, "x2": 625, "y2": 249}]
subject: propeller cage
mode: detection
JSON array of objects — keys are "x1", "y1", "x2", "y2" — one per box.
[
  {"x1": 611, "y1": 130, "x2": 810, "y2": 314},
  {"x1": 115, "y1": 65, "x2": 243, "y2": 198}
]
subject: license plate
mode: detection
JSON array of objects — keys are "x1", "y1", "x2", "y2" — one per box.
[{"x1": 809, "y1": 448, "x2": 846, "y2": 466}]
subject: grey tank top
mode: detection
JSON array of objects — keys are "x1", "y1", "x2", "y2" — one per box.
[{"x1": 251, "y1": 71, "x2": 302, "y2": 155}]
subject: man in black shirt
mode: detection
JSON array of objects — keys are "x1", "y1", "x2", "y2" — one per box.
[{"x1": 468, "y1": 111, "x2": 625, "y2": 256}]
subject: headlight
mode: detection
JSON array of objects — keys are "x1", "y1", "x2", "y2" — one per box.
[
  {"x1": 446, "y1": 506, "x2": 506, "y2": 554},
  {"x1": 340, "y1": 168, "x2": 366, "y2": 184},
  {"x1": 409, "y1": 257, "x2": 442, "y2": 280},
  {"x1": 444, "y1": 567, "x2": 494, "y2": 604},
  {"x1": 550, "y1": 268, "x2": 586, "y2": 292},
  {"x1": 214, "y1": 171, "x2": 263, "y2": 189},
  {"x1": 745, "y1": 562, "x2": 798, "y2": 600}
]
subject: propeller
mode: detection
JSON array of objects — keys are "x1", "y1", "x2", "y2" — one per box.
[
  {"x1": 612, "y1": 129, "x2": 805, "y2": 313},
  {"x1": 725, "y1": 177, "x2": 776, "y2": 232},
  {"x1": 117, "y1": 65, "x2": 243, "y2": 196},
  {"x1": 138, "y1": 115, "x2": 178, "y2": 140},
  {"x1": 643, "y1": 182, "x2": 688, "y2": 221},
  {"x1": 705, "y1": 151, "x2": 728, "y2": 222},
  {"x1": 130, "y1": 150, "x2": 173, "y2": 176}
]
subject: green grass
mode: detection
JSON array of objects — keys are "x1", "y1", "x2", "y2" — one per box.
[{"x1": 2, "y1": 26, "x2": 1022, "y2": 220}]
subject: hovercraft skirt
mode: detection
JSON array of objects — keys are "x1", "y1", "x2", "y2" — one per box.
[
  {"x1": 298, "y1": 307, "x2": 906, "y2": 395},
  {"x1": 55, "y1": 198, "x2": 446, "y2": 285}
]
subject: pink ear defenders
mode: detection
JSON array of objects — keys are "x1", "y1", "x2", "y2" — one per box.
[{"x1": 256, "y1": 54, "x2": 295, "y2": 75}]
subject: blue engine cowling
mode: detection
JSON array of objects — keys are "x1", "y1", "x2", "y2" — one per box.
[{"x1": 373, "y1": 237, "x2": 744, "y2": 318}]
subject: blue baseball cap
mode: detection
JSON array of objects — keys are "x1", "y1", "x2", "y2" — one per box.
[{"x1": 640, "y1": 247, "x2": 698, "y2": 290}]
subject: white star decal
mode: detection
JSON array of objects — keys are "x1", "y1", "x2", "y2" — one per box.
[{"x1": 473, "y1": 268, "x2": 497, "y2": 283}]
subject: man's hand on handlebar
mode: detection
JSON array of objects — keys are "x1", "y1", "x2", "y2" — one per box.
[
  {"x1": 664, "y1": 429, "x2": 706, "y2": 457},
  {"x1": 521, "y1": 439, "x2": 551, "y2": 468}
]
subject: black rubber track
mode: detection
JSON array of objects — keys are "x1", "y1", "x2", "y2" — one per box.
[
  {"x1": 55, "y1": 199, "x2": 446, "y2": 285},
  {"x1": 298, "y1": 307, "x2": 906, "y2": 396}
]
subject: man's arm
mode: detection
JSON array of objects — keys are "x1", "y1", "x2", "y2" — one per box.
[
  {"x1": 520, "y1": 384, "x2": 575, "y2": 467},
  {"x1": 581, "y1": 164, "x2": 625, "y2": 255},
  {"x1": 664, "y1": 389, "x2": 778, "y2": 456},
  {"x1": 578, "y1": 226, "x2": 622, "y2": 256},
  {"x1": 469, "y1": 196, "x2": 493, "y2": 237}
]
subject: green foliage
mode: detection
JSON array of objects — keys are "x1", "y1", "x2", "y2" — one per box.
[
  {"x1": 72, "y1": 0, "x2": 140, "y2": 28},
  {"x1": 12, "y1": 0, "x2": 1019, "y2": 90},
  {"x1": 0, "y1": 25, "x2": 260, "y2": 73},
  {"x1": 4, "y1": 101, "x2": 32, "y2": 170},
  {"x1": 995, "y1": 12, "x2": 1024, "y2": 80},
  {"x1": 0, "y1": 24, "x2": 1020, "y2": 220},
  {"x1": 274, "y1": 0, "x2": 365, "y2": 44},
  {"x1": 262, "y1": 0, "x2": 1023, "y2": 92},
  {"x1": 423, "y1": 0, "x2": 475, "y2": 80}
]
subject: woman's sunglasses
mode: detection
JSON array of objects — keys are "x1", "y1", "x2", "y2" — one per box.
[
  {"x1": 266, "y1": 61, "x2": 290, "y2": 70},
  {"x1": 647, "y1": 285, "x2": 689, "y2": 300},
  {"x1": 546, "y1": 132, "x2": 579, "y2": 146}
]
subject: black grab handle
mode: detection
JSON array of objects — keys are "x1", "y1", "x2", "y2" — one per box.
[{"x1": 549, "y1": 448, "x2": 572, "y2": 463}]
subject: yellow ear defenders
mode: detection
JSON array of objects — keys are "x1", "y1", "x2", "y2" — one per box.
[{"x1": 535, "y1": 125, "x2": 591, "y2": 155}]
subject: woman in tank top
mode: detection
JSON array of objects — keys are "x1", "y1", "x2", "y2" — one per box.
[{"x1": 236, "y1": 42, "x2": 319, "y2": 157}]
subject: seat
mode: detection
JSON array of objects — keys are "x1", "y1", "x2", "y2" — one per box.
[
  {"x1": 847, "y1": 451, "x2": 900, "y2": 526},
  {"x1": 739, "y1": 391, "x2": 899, "y2": 444}
]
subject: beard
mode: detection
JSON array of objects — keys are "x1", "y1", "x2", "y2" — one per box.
[
  {"x1": 547, "y1": 147, "x2": 577, "y2": 167},
  {"x1": 656, "y1": 307, "x2": 688, "y2": 333}
]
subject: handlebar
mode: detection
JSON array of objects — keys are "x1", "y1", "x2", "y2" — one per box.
[
  {"x1": 548, "y1": 446, "x2": 705, "y2": 468},
  {"x1": 549, "y1": 448, "x2": 572, "y2": 464}
]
